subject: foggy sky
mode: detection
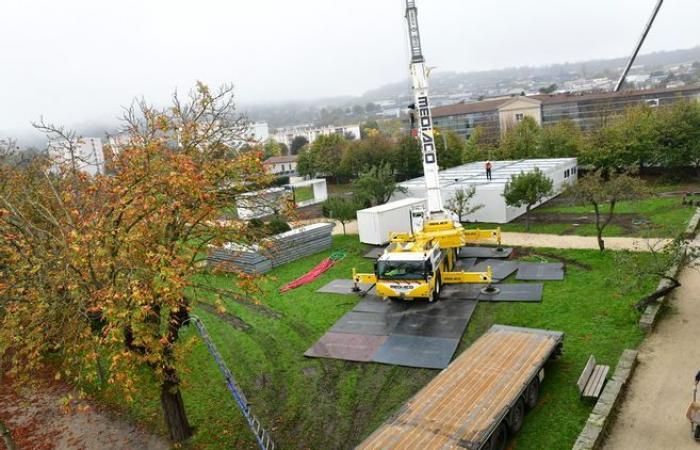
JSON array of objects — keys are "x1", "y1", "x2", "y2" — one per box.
[{"x1": 1, "y1": 0, "x2": 699, "y2": 142}]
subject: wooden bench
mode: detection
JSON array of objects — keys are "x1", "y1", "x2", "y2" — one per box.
[{"x1": 576, "y1": 355, "x2": 610, "y2": 399}]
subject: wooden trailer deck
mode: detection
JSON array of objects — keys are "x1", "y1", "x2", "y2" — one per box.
[{"x1": 357, "y1": 325, "x2": 564, "y2": 450}]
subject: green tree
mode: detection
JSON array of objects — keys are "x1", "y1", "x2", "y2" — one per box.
[
  {"x1": 263, "y1": 139, "x2": 283, "y2": 159},
  {"x1": 499, "y1": 116, "x2": 541, "y2": 159},
  {"x1": 538, "y1": 120, "x2": 585, "y2": 158},
  {"x1": 290, "y1": 136, "x2": 309, "y2": 155},
  {"x1": 539, "y1": 84, "x2": 558, "y2": 94},
  {"x1": 322, "y1": 196, "x2": 360, "y2": 235},
  {"x1": 308, "y1": 134, "x2": 348, "y2": 181},
  {"x1": 392, "y1": 135, "x2": 423, "y2": 181},
  {"x1": 296, "y1": 147, "x2": 316, "y2": 178},
  {"x1": 446, "y1": 186, "x2": 484, "y2": 223},
  {"x1": 655, "y1": 100, "x2": 700, "y2": 175},
  {"x1": 503, "y1": 168, "x2": 554, "y2": 231},
  {"x1": 434, "y1": 129, "x2": 464, "y2": 169},
  {"x1": 340, "y1": 135, "x2": 393, "y2": 178},
  {"x1": 567, "y1": 170, "x2": 649, "y2": 251},
  {"x1": 463, "y1": 126, "x2": 496, "y2": 163},
  {"x1": 353, "y1": 162, "x2": 407, "y2": 207}
]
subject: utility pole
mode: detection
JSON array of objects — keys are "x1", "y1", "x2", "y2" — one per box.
[{"x1": 614, "y1": 0, "x2": 664, "y2": 92}]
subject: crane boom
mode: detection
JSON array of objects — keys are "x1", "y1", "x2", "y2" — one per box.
[
  {"x1": 405, "y1": 0, "x2": 443, "y2": 216},
  {"x1": 615, "y1": 0, "x2": 664, "y2": 92}
]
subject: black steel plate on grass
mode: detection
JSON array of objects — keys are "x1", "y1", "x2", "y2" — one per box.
[
  {"x1": 392, "y1": 314, "x2": 471, "y2": 340},
  {"x1": 371, "y1": 335, "x2": 460, "y2": 369},
  {"x1": 317, "y1": 279, "x2": 373, "y2": 295},
  {"x1": 454, "y1": 258, "x2": 477, "y2": 271},
  {"x1": 363, "y1": 247, "x2": 386, "y2": 259},
  {"x1": 459, "y1": 247, "x2": 513, "y2": 259},
  {"x1": 303, "y1": 332, "x2": 388, "y2": 362},
  {"x1": 330, "y1": 311, "x2": 400, "y2": 336},
  {"x1": 516, "y1": 263, "x2": 565, "y2": 281},
  {"x1": 471, "y1": 259, "x2": 519, "y2": 282},
  {"x1": 353, "y1": 296, "x2": 411, "y2": 314}
]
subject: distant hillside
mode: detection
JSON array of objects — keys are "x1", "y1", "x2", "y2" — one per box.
[{"x1": 361, "y1": 46, "x2": 700, "y2": 100}]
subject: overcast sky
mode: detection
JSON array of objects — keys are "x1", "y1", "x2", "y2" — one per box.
[{"x1": 1, "y1": 0, "x2": 699, "y2": 142}]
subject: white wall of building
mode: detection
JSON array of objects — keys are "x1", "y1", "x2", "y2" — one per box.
[{"x1": 48, "y1": 137, "x2": 105, "y2": 176}]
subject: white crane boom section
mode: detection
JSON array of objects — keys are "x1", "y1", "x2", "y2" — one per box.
[{"x1": 405, "y1": 0, "x2": 444, "y2": 216}]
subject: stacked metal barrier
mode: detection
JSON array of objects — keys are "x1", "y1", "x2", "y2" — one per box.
[{"x1": 207, "y1": 223, "x2": 334, "y2": 274}]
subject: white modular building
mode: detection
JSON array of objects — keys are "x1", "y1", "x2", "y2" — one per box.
[
  {"x1": 357, "y1": 198, "x2": 428, "y2": 245},
  {"x1": 393, "y1": 158, "x2": 578, "y2": 224}
]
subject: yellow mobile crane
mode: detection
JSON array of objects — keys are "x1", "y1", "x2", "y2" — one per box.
[{"x1": 353, "y1": 0, "x2": 502, "y2": 302}]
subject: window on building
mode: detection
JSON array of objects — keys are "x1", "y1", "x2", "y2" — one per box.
[
  {"x1": 515, "y1": 113, "x2": 525, "y2": 122},
  {"x1": 564, "y1": 169, "x2": 570, "y2": 178}
]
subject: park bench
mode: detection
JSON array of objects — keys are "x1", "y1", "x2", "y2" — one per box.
[{"x1": 577, "y1": 355, "x2": 610, "y2": 399}]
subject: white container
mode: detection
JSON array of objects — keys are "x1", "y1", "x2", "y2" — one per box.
[{"x1": 357, "y1": 198, "x2": 427, "y2": 245}]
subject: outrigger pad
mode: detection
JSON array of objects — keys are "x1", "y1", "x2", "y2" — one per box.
[
  {"x1": 459, "y1": 247, "x2": 513, "y2": 259},
  {"x1": 516, "y1": 263, "x2": 565, "y2": 281},
  {"x1": 304, "y1": 332, "x2": 388, "y2": 362},
  {"x1": 372, "y1": 335, "x2": 460, "y2": 369},
  {"x1": 471, "y1": 259, "x2": 519, "y2": 282},
  {"x1": 363, "y1": 246, "x2": 387, "y2": 259},
  {"x1": 317, "y1": 279, "x2": 374, "y2": 295},
  {"x1": 330, "y1": 311, "x2": 400, "y2": 336}
]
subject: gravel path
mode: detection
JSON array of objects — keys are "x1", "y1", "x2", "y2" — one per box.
[
  {"x1": 0, "y1": 377, "x2": 169, "y2": 450},
  {"x1": 602, "y1": 248, "x2": 700, "y2": 450}
]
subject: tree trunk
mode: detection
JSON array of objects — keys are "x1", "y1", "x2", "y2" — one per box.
[
  {"x1": 525, "y1": 205, "x2": 531, "y2": 232},
  {"x1": 0, "y1": 419, "x2": 17, "y2": 450},
  {"x1": 593, "y1": 203, "x2": 605, "y2": 252},
  {"x1": 342, "y1": 221, "x2": 346, "y2": 235},
  {"x1": 160, "y1": 368, "x2": 192, "y2": 443},
  {"x1": 597, "y1": 230, "x2": 605, "y2": 252}
]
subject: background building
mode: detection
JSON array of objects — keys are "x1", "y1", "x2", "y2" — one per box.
[
  {"x1": 48, "y1": 137, "x2": 105, "y2": 176},
  {"x1": 271, "y1": 124, "x2": 361, "y2": 147},
  {"x1": 432, "y1": 85, "x2": 700, "y2": 139},
  {"x1": 263, "y1": 155, "x2": 298, "y2": 176}
]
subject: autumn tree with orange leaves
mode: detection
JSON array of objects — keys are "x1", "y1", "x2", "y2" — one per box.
[{"x1": 0, "y1": 83, "x2": 276, "y2": 443}]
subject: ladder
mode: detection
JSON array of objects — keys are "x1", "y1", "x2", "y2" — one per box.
[{"x1": 188, "y1": 316, "x2": 276, "y2": 450}]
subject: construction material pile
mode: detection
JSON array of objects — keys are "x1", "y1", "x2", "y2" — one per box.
[{"x1": 207, "y1": 223, "x2": 334, "y2": 274}]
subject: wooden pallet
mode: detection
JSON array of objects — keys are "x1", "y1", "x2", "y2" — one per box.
[
  {"x1": 576, "y1": 355, "x2": 609, "y2": 399},
  {"x1": 357, "y1": 325, "x2": 563, "y2": 450}
]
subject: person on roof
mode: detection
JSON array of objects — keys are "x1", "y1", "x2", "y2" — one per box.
[{"x1": 485, "y1": 160, "x2": 493, "y2": 181}]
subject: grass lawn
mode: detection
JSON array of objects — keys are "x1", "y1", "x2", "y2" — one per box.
[
  {"x1": 477, "y1": 195, "x2": 695, "y2": 239},
  {"x1": 293, "y1": 185, "x2": 315, "y2": 204},
  {"x1": 91, "y1": 235, "x2": 657, "y2": 450}
]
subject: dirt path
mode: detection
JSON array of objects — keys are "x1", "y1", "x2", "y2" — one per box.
[
  {"x1": 602, "y1": 247, "x2": 700, "y2": 450},
  {"x1": 0, "y1": 377, "x2": 169, "y2": 450}
]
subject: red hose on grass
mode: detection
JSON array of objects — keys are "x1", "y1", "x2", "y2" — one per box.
[{"x1": 279, "y1": 258, "x2": 336, "y2": 293}]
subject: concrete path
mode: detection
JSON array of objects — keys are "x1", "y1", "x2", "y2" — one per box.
[
  {"x1": 309, "y1": 219, "x2": 669, "y2": 252},
  {"x1": 602, "y1": 248, "x2": 700, "y2": 450}
]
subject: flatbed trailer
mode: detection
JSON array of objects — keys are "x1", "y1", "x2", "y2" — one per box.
[{"x1": 357, "y1": 325, "x2": 564, "y2": 450}]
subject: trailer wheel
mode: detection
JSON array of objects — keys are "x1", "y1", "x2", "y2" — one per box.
[
  {"x1": 694, "y1": 424, "x2": 700, "y2": 440},
  {"x1": 524, "y1": 377, "x2": 540, "y2": 410},
  {"x1": 507, "y1": 398, "x2": 525, "y2": 434},
  {"x1": 485, "y1": 423, "x2": 508, "y2": 450}
]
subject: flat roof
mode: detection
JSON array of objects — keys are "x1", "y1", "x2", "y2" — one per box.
[
  {"x1": 358, "y1": 197, "x2": 426, "y2": 213},
  {"x1": 399, "y1": 158, "x2": 577, "y2": 190}
]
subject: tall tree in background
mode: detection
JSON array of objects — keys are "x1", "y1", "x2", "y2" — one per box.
[
  {"x1": 434, "y1": 128, "x2": 464, "y2": 170},
  {"x1": 538, "y1": 120, "x2": 585, "y2": 158},
  {"x1": 655, "y1": 100, "x2": 700, "y2": 175},
  {"x1": 353, "y1": 162, "x2": 406, "y2": 207},
  {"x1": 308, "y1": 134, "x2": 348, "y2": 181},
  {"x1": 499, "y1": 116, "x2": 541, "y2": 160},
  {"x1": 567, "y1": 170, "x2": 649, "y2": 251},
  {"x1": 322, "y1": 196, "x2": 360, "y2": 235},
  {"x1": 290, "y1": 136, "x2": 309, "y2": 155},
  {"x1": 0, "y1": 83, "x2": 271, "y2": 443},
  {"x1": 463, "y1": 126, "x2": 496, "y2": 163},
  {"x1": 263, "y1": 139, "x2": 283, "y2": 159},
  {"x1": 340, "y1": 135, "x2": 393, "y2": 178},
  {"x1": 392, "y1": 135, "x2": 423, "y2": 181},
  {"x1": 503, "y1": 169, "x2": 554, "y2": 231}
]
